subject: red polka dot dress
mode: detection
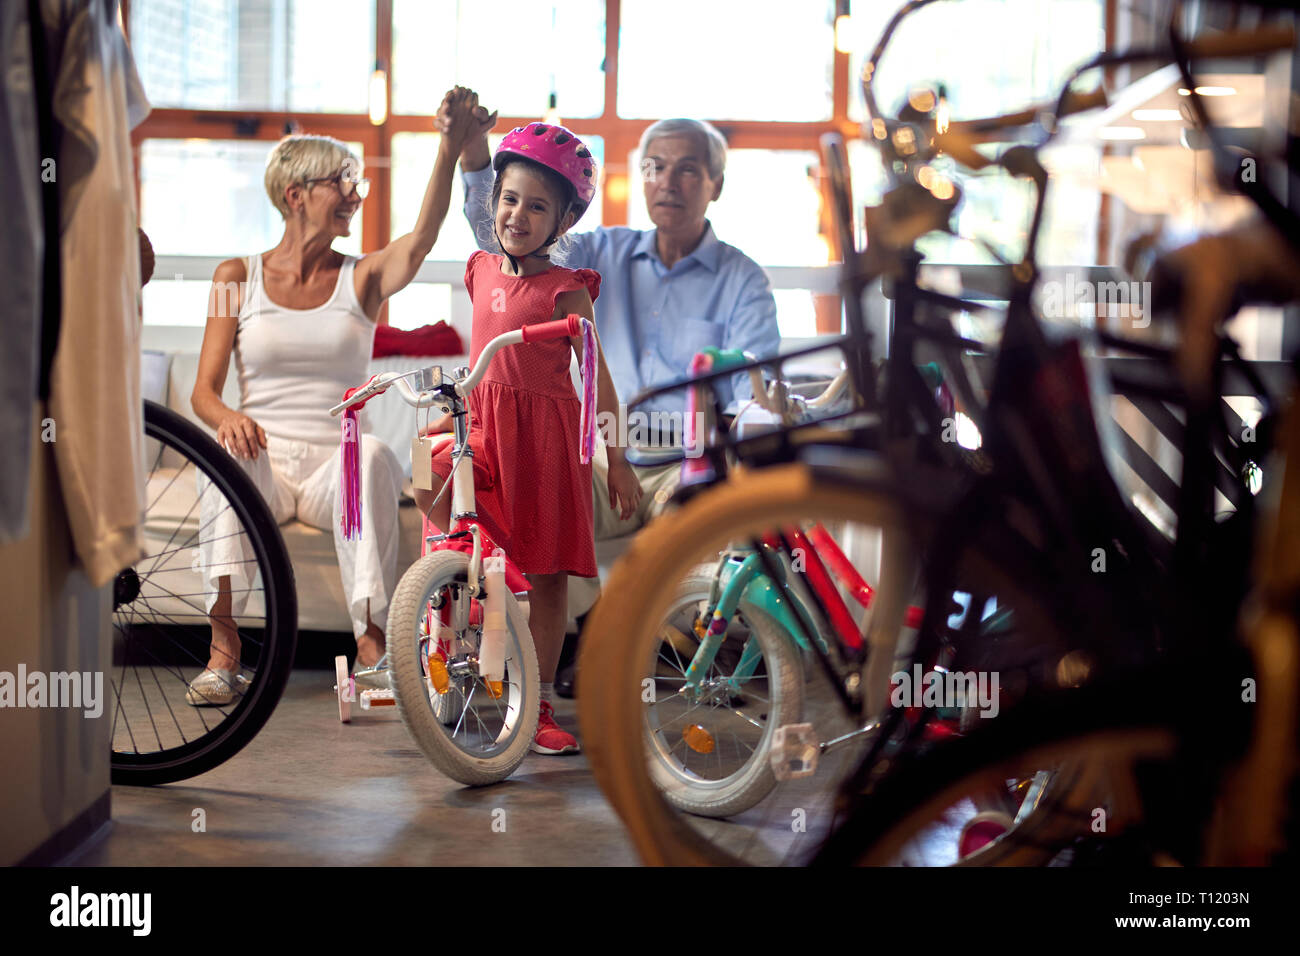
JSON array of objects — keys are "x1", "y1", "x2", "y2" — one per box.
[{"x1": 430, "y1": 250, "x2": 600, "y2": 577}]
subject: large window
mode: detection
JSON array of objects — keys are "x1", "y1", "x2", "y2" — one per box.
[
  {"x1": 618, "y1": 0, "x2": 835, "y2": 121},
  {"x1": 131, "y1": 0, "x2": 376, "y2": 112},
  {"x1": 130, "y1": 0, "x2": 1109, "y2": 336},
  {"x1": 391, "y1": 0, "x2": 606, "y2": 119}
]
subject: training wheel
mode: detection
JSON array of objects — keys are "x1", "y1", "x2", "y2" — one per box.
[{"x1": 335, "y1": 655, "x2": 353, "y2": 723}]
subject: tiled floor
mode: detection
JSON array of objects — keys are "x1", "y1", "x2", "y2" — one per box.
[{"x1": 73, "y1": 670, "x2": 639, "y2": 866}]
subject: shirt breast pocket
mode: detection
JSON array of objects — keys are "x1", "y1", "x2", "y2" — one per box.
[{"x1": 660, "y1": 316, "x2": 723, "y2": 373}]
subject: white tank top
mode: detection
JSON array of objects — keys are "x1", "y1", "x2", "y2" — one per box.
[{"x1": 234, "y1": 253, "x2": 375, "y2": 445}]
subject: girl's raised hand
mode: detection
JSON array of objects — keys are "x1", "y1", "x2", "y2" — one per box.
[
  {"x1": 434, "y1": 88, "x2": 460, "y2": 132},
  {"x1": 435, "y1": 87, "x2": 496, "y2": 142}
]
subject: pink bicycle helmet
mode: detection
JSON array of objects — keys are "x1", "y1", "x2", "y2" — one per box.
[{"x1": 493, "y1": 122, "x2": 598, "y2": 221}]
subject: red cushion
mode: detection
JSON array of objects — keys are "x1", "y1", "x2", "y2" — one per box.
[{"x1": 373, "y1": 321, "x2": 464, "y2": 358}]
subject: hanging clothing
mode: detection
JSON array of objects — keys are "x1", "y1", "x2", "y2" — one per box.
[
  {"x1": 0, "y1": 1, "x2": 44, "y2": 542},
  {"x1": 43, "y1": 0, "x2": 150, "y2": 586}
]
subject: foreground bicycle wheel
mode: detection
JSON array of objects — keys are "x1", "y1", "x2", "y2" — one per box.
[
  {"x1": 579, "y1": 459, "x2": 917, "y2": 865},
  {"x1": 387, "y1": 550, "x2": 539, "y2": 786},
  {"x1": 111, "y1": 401, "x2": 297, "y2": 785}
]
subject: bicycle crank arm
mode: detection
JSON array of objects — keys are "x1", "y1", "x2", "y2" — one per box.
[{"x1": 820, "y1": 720, "x2": 882, "y2": 756}]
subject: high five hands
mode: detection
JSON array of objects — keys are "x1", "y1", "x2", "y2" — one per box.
[{"x1": 435, "y1": 86, "x2": 496, "y2": 150}]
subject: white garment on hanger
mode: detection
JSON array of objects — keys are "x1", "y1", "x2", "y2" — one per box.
[{"x1": 46, "y1": 0, "x2": 150, "y2": 587}]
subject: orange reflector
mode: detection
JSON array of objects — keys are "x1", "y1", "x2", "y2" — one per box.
[
  {"x1": 683, "y1": 724, "x2": 715, "y2": 754},
  {"x1": 427, "y1": 652, "x2": 450, "y2": 694},
  {"x1": 484, "y1": 679, "x2": 504, "y2": 699}
]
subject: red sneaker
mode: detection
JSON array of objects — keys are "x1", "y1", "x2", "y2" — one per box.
[{"x1": 532, "y1": 700, "x2": 580, "y2": 755}]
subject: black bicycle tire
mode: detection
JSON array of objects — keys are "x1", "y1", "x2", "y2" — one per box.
[{"x1": 110, "y1": 400, "x2": 298, "y2": 785}]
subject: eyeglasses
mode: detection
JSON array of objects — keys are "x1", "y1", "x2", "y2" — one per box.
[{"x1": 304, "y1": 169, "x2": 370, "y2": 201}]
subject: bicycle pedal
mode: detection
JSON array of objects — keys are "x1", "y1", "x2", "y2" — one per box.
[
  {"x1": 770, "y1": 723, "x2": 818, "y2": 780},
  {"x1": 359, "y1": 688, "x2": 395, "y2": 710},
  {"x1": 683, "y1": 724, "x2": 715, "y2": 754},
  {"x1": 427, "y1": 652, "x2": 450, "y2": 694}
]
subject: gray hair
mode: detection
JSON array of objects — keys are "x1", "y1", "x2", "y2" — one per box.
[
  {"x1": 637, "y1": 119, "x2": 727, "y2": 180},
  {"x1": 264, "y1": 134, "x2": 359, "y2": 219}
]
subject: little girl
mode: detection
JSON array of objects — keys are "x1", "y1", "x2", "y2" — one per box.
[{"x1": 416, "y1": 122, "x2": 641, "y2": 755}]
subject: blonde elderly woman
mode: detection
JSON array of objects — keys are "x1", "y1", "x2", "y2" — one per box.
[{"x1": 186, "y1": 88, "x2": 493, "y2": 706}]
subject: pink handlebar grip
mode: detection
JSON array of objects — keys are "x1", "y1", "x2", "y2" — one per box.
[{"x1": 521, "y1": 314, "x2": 583, "y2": 343}]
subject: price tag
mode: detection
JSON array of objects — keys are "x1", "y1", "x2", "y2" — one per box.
[{"x1": 411, "y1": 436, "x2": 435, "y2": 491}]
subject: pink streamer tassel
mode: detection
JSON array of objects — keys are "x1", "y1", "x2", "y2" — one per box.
[
  {"x1": 340, "y1": 407, "x2": 362, "y2": 540},
  {"x1": 681, "y1": 352, "x2": 714, "y2": 481},
  {"x1": 579, "y1": 320, "x2": 598, "y2": 464}
]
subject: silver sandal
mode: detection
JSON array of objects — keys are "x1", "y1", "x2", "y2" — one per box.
[{"x1": 185, "y1": 668, "x2": 251, "y2": 707}]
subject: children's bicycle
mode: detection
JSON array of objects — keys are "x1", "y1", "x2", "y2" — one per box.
[
  {"x1": 330, "y1": 314, "x2": 592, "y2": 786},
  {"x1": 629, "y1": 347, "x2": 948, "y2": 820}
]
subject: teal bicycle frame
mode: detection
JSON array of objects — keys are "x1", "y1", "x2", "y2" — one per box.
[{"x1": 679, "y1": 546, "x2": 828, "y2": 701}]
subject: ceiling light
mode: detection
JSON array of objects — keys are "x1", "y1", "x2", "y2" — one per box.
[
  {"x1": 1177, "y1": 86, "x2": 1236, "y2": 96},
  {"x1": 835, "y1": 15, "x2": 853, "y2": 54},
  {"x1": 368, "y1": 63, "x2": 388, "y2": 126}
]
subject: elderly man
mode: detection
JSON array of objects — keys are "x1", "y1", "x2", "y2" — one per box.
[{"x1": 451, "y1": 115, "x2": 781, "y2": 541}]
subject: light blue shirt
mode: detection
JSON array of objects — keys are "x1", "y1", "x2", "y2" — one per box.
[{"x1": 463, "y1": 165, "x2": 780, "y2": 417}]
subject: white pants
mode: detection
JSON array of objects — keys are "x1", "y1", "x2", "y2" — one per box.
[{"x1": 198, "y1": 433, "x2": 404, "y2": 639}]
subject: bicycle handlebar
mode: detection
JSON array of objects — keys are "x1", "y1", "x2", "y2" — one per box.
[
  {"x1": 330, "y1": 314, "x2": 592, "y2": 416},
  {"x1": 461, "y1": 314, "x2": 588, "y2": 394},
  {"x1": 328, "y1": 372, "x2": 437, "y2": 416},
  {"x1": 520, "y1": 313, "x2": 584, "y2": 343}
]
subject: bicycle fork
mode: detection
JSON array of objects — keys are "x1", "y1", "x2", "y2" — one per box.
[{"x1": 681, "y1": 551, "x2": 827, "y2": 701}]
